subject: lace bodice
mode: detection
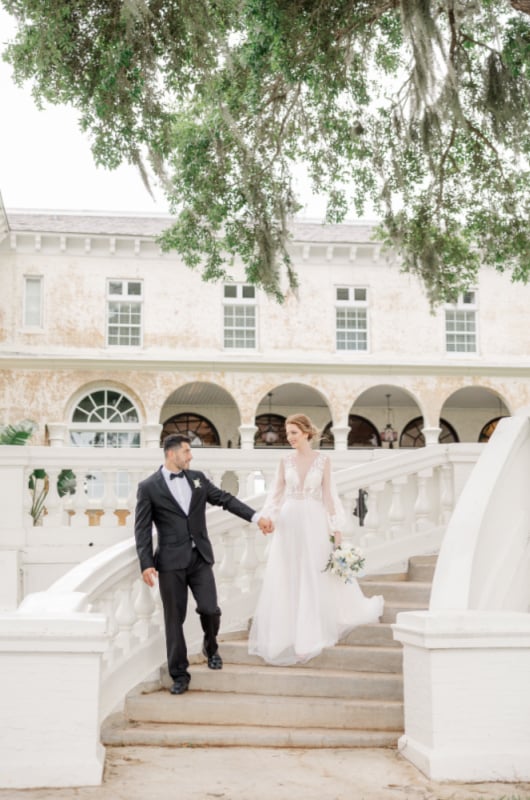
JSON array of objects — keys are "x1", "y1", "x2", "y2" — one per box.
[{"x1": 262, "y1": 451, "x2": 346, "y2": 532}]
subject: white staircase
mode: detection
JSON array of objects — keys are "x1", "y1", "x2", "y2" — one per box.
[{"x1": 102, "y1": 555, "x2": 436, "y2": 749}]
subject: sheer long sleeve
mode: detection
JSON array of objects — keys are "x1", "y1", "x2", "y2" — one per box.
[
  {"x1": 321, "y1": 456, "x2": 346, "y2": 532},
  {"x1": 260, "y1": 459, "x2": 286, "y2": 523}
]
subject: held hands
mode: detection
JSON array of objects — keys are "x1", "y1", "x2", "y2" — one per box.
[
  {"x1": 142, "y1": 567, "x2": 158, "y2": 587},
  {"x1": 258, "y1": 517, "x2": 274, "y2": 535}
]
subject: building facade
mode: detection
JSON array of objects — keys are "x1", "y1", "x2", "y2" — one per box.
[{"x1": 1, "y1": 202, "x2": 528, "y2": 451}]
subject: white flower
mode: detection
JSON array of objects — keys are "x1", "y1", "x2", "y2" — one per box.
[
  {"x1": 193, "y1": 478, "x2": 202, "y2": 489},
  {"x1": 324, "y1": 545, "x2": 365, "y2": 584}
]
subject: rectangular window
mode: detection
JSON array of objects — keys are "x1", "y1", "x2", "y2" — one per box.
[
  {"x1": 223, "y1": 284, "x2": 256, "y2": 349},
  {"x1": 107, "y1": 280, "x2": 143, "y2": 346},
  {"x1": 445, "y1": 291, "x2": 477, "y2": 353},
  {"x1": 23, "y1": 276, "x2": 43, "y2": 327},
  {"x1": 335, "y1": 286, "x2": 368, "y2": 351}
]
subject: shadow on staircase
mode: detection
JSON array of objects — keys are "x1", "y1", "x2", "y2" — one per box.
[{"x1": 102, "y1": 555, "x2": 437, "y2": 749}]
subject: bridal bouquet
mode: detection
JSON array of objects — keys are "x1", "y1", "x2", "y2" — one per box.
[{"x1": 324, "y1": 543, "x2": 365, "y2": 583}]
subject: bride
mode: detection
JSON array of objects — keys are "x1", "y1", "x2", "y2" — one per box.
[{"x1": 248, "y1": 413, "x2": 383, "y2": 666}]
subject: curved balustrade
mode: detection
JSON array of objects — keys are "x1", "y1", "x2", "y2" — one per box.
[{"x1": 430, "y1": 415, "x2": 530, "y2": 612}]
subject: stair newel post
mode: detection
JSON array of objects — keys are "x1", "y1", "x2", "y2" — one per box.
[
  {"x1": 414, "y1": 469, "x2": 434, "y2": 533},
  {"x1": 439, "y1": 463, "x2": 454, "y2": 523},
  {"x1": 360, "y1": 482, "x2": 384, "y2": 548},
  {"x1": 134, "y1": 579, "x2": 157, "y2": 642},
  {"x1": 115, "y1": 584, "x2": 137, "y2": 659},
  {"x1": 41, "y1": 467, "x2": 61, "y2": 527},
  {"x1": 388, "y1": 476, "x2": 407, "y2": 539}
]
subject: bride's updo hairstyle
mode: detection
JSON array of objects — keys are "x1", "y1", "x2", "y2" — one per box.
[{"x1": 286, "y1": 414, "x2": 321, "y2": 441}]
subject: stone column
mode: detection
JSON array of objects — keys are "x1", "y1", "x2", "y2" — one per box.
[
  {"x1": 422, "y1": 426, "x2": 441, "y2": 445},
  {"x1": 46, "y1": 423, "x2": 68, "y2": 447},
  {"x1": 142, "y1": 423, "x2": 162, "y2": 448},
  {"x1": 238, "y1": 424, "x2": 258, "y2": 450},
  {"x1": 330, "y1": 425, "x2": 350, "y2": 451}
]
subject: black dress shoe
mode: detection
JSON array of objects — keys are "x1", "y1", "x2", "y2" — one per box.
[
  {"x1": 202, "y1": 645, "x2": 223, "y2": 670},
  {"x1": 170, "y1": 677, "x2": 190, "y2": 695}
]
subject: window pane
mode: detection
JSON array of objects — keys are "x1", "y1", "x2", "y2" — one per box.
[
  {"x1": 336, "y1": 288, "x2": 349, "y2": 301},
  {"x1": 242, "y1": 285, "x2": 255, "y2": 298},
  {"x1": 224, "y1": 285, "x2": 237, "y2": 298},
  {"x1": 354, "y1": 288, "x2": 367, "y2": 302},
  {"x1": 24, "y1": 277, "x2": 42, "y2": 326},
  {"x1": 108, "y1": 281, "x2": 123, "y2": 295},
  {"x1": 127, "y1": 281, "x2": 142, "y2": 296}
]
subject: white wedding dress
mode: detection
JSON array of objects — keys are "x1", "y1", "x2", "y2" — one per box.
[{"x1": 248, "y1": 451, "x2": 384, "y2": 666}]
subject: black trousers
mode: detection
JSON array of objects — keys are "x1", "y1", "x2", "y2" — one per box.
[{"x1": 158, "y1": 549, "x2": 221, "y2": 680}]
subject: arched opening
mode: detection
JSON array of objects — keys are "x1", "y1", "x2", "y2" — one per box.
[
  {"x1": 254, "y1": 383, "x2": 332, "y2": 448},
  {"x1": 160, "y1": 382, "x2": 240, "y2": 447},
  {"x1": 441, "y1": 387, "x2": 510, "y2": 443}
]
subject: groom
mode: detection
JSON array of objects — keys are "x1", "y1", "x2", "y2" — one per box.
[{"x1": 134, "y1": 433, "x2": 272, "y2": 695}]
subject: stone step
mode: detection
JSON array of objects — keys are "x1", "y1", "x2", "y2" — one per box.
[
  {"x1": 407, "y1": 554, "x2": 438, "y2": 582},
  {"x1": 218, "y1": 639, "x2": 402, "y2": 673},
  {"x1": 340, "y1": 622, "x2": 401, "y2": 648},
  {"x1": 160, "y1": 662, "x2": 403, "y2": 701},
  {"x1": 360, "y1": 579, "x2": 432, "y2": 605},
  {"x1": 381, "y1": 601, "x2": 428, "y2": 624},
  {"x1": 101, "y1": 713, "x2": 401, "y2": 749},
  {"x1": 125, "y1": 689, "x2": 404, "y2": 731}
]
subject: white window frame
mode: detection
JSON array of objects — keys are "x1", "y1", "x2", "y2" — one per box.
[
  {"x1": 222, "y1": 283, "x2": 257, "y2": 350},
  {"x1": 23, "y1": 275, "x2": 44, "y2": 329},
  {"x1": 335, "y1": 286, "x2": 369, "y2": 352},
  {"x1": 106, "y1": 279, "x2": 143, "y2": 347},
  {"x1": 445, "y1": 290, "x2": 478, "y2": 355}
]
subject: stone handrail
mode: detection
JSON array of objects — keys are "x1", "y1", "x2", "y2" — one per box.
[{"x1": 429, "y1": 415, "x2": 530, "y2": 612}]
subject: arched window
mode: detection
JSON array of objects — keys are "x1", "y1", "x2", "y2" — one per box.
[
  {"x1": 323, "y1": 415, "x2": 381, "y2": 449},
  {"x1": 161, "y1": 413, "x2": 221, "y2": 446},
  {"x1": 479, "y1": 416, "x2": 507, "y2": 443},
  {"x1": 254, "y1": 414, "x2": 288, "y2": 447},
  {"x1": 70, "y1": 389, "x2": 140, "y2": 447},
  {"x1": 400, "y1": 417, "x2": 459, "y2": 448}
]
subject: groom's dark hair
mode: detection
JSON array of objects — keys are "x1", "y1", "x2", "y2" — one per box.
[{"x1": 163, "y1": 433, "x2": 191, "y2": 453}]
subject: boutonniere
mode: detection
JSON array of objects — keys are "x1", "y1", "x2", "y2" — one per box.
[{"x1": 193, "y1": 478, "x2": 202, "y2": 489}]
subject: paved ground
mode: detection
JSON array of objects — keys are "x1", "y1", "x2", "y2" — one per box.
[{"x1": 0, "y1": 747, "x2": 529, "y2": 800}]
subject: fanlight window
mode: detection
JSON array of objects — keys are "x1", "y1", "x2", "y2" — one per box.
[
  {"x1": 161, "y1": 413, "x2": 221, "y2": 447},
  {"x1": 70, "y1": 389, "x2": 141, "y2": 447},
  {"x1": 479, "y1": 416, "x2": 507, "y2": 443}
]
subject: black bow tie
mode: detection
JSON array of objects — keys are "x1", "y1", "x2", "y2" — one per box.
[{"x1": 169, "y1": 471, "x2": 186, "y2": 480}]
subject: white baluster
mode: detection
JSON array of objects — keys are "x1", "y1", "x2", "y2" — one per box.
[
  {"x1": 360, "y1": 482, "x2": 385, "y2": 548},
  {"x1": 388, "y1": 476, "x2": 407, "y2": 539},
  {"x1": 100, "y1": 469, "x2": 120, "y2": 528},
  {"x1": 42, "y1": 467, "x2": 62, "y2": 527},
  {"x1": 439, "y1": 463, "x2": 454, "y2": 524},
  {"x1": 414, "y1": 469, "x2": 434, "y2": 533},
  {"x1": 134, "y1": 580, "x2": 157, "y2": 642},
  {"x1": 115, "y1": 585, "x2": 137, "y2": 658},
  {"x1": 99, "y1": 591, "x2": 120, "y2": 675},
  {"x1": 70, "y1": 471, "x2": 91, "y2": 528}
]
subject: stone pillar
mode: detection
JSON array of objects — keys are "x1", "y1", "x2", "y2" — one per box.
[
  {"x1": 46, "y1": 423, "x2": 68, "y2": 447},
  {"x1": 142, "y1": 423, "x2": 162, "y2": 448},
  {"x1": 393, "y1": 609, "x2": 530, "y2": 782},
  {"x1": 0, "y1": 604, "x2": 108, "y2": 788},
  {"x1": 238, "y1": 424, "x2": 258, "y2": 451},
  {"x1": 330, "y1": 425, "x2": 350, "y2": 451},
  {"x1": 422, "y1": 426, "x2": 441, "y2": 445}
]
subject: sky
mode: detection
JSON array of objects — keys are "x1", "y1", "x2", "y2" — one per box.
[{"x1": 0, "y1": 7, "x2": 327, "y2": 217}]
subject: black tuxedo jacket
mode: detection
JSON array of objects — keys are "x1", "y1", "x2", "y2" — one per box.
[{"x1": 134, "y1": 467, "x2": 256, "y2": 572}]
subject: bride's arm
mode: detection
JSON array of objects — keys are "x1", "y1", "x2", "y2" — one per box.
[
  {"x1": 322, "y1": 456, "x2": 346, "y2": 546},
  {"x1": 260, "y1": 458, "x2": 286, "y2": 523}
]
